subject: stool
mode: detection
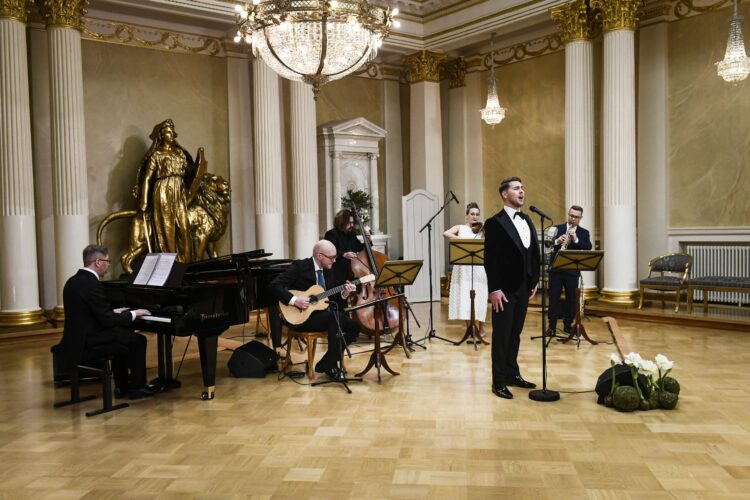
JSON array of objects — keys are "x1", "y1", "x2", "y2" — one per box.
[{"x1": 280, "y1": 327, "x2": 328, "y2": 380}]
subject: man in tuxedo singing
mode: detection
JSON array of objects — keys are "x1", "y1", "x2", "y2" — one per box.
[
  {"x1": 547, "y1": 205, "x2": 592, "y2": 334},
  {"x1": 270, "y1": 240, "x2": 358, "y2": 380},
  {"x1": 483, "y1": 177, "x2": 540, "y2": 400}
]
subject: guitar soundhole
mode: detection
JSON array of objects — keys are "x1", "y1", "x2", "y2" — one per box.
[{"x1": 309, "y1": 296, "x2": 318, "y2": 306}]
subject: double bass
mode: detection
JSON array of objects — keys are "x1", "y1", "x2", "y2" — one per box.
[{"x1": 346, "y1": 210, "x2": 401, "y2": 338}]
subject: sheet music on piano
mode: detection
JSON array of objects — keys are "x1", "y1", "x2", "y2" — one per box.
[{"x1": 132, "y1": 253, "x2": 177, "y2": 287}]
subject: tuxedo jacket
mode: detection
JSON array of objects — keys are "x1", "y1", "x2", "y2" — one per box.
[
  {"x1": 269, "y1": 258, "x2": 346, "y2": 308},
  {"x1": 550, "y1": 224, "x2": 592, "y2": 275},
  {"x1": 483, "y1": 209, "x2": 541, "y2": 294},
  {"x1": 59, "y1": 269, "x2": 135, "y2": 363}
]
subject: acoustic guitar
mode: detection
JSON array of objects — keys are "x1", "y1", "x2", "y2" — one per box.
[{"x1": 279, "y1": 274, "x2": 376, "y2": 325}]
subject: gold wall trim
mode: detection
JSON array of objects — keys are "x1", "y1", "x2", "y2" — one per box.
[
  {"x1": 35, "y1": 0, "x2": 88, "y2": 30},
  {"x1": 444, "y1": 57, "x2": 467, "y2": 88},
  {"x1": 591, "y1": 0, "x2": 644, "y2": 32},
  {"x1": 82, "y1": 18, "x2": 224, "y2": 56},
  {"x1": 404, "y1": 50, "x2": 446, "y2": 83},
  {"x1": 550, "y1": 0, "x2": 597, "y2": 43},
  {"x1": 674, "y1": 0, "x2": 730, "y2": 19},
  {"x1": 0, "y1": 310, "x2": 48, "y2": 327},
  {"x1": 0, "y1": 0, "x2": 29, "y2": 23},
  {"x1": 482, "y1": 34, "x2": 563, "y2": 71}
]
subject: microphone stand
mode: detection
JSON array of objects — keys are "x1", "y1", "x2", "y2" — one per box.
[
  {"x1": 529, "y1": 210, "x2": 560, "y2": 402},
  {"x1": 413, "y1": 194, "x2": 454, "y2": 346}
]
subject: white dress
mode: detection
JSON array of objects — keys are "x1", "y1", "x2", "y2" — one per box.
[{"x1": 448, "y1": 225, "x2": 489, "y2": 322}]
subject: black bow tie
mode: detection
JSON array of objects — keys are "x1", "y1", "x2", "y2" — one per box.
[{"x1": 513, "y1": 211, "x2": 522, "y2": 219}]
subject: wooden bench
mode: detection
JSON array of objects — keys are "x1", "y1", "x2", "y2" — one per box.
[{"x1": 687, "y1": 276, "x2": 750, "y2": 313}]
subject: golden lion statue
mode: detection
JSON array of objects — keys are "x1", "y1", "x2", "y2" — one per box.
[{"x1": 97, "y1": 172, "x2": 231, "y2": 274}]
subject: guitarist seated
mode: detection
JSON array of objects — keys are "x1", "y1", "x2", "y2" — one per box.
[{"x1": 269, "y1": 240, "x2": 359, "y2": 381}]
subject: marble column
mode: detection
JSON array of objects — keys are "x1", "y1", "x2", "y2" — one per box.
[
  {"x1": 591, "y1": 0, "x2": 643, "y2": 305},
  {"x1": 550, "y1": 0, "x2": 598, "y2": 296},
  {"x1": 0, "y1": 3, "x2": 45, "y2": 326},
  {"x1": 404, "y1": 50, "x2": 446, "y2": 199},
  {"x1": 290, "y1": 80, "x2": 319, "y2": 258},
  {"x1": 252, "y1": 59, "x2": 285, "y2": 258},
  {"x1": 383, "y1": 78, "x2": 403, "y2": 258},
  {"x1": 36, "y1": 0, "x2": 91, "y2": 321},
  {"x1": 368, "y1": 153, "x2": 380, "y2": 233}
]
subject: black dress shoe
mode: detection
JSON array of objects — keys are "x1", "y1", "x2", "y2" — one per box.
[
  {"x1": 563, "y1": 324, "x2": 572, "y2": 334},
  {"x1": 492, "y1": 385, "x2": 513, "y2": 399},
  {"x1": 325, "y1": 367, "x2": 344, "y2": 381},
  {"x1": 510, "y1": 375, "x2": 537, "y2": 389},
  {"x1": 314, "y1": 364, "x2": 325, "y2": 374},
  {"x1": 128, "y1": 387, "x2": 155, "y2": 400},
  {"x1": 114, "y1": 387, "x2": 128, "y2": 399}
]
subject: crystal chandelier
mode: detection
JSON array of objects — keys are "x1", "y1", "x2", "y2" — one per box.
[
  {"x1": 235, "y1": 0, "x2": 399, "y2": 98},
  {"x1": 717, "y1": 0, "x2": 750, "y2": 83},
  {"x1": 480, "y1": 34, "x2": 506, "y2": 126}
]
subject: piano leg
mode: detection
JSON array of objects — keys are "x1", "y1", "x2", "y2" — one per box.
[
  {"x1": 152, "y1": 333, "x2": 182, "y2": 390},
  {"x1": 198, "y1": 331, "x2": 222, "y2": 400}
]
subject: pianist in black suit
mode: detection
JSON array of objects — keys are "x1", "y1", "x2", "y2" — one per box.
[
  {"x1": 58, "y1": 244, "x2": 157, "y2": 400},
  {"x1": 270, "y1": 240, "x2": 359, "y2": 380}
]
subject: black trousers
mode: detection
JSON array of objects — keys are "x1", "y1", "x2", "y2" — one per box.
[
  {"x1": 548, "y1": 271, "x2": 579, "y2": 330},
  {"x1": 490, "y1": 284, "x2": 529, "y2": 387},
  {"x1": 296, "y1": 308, "x2": 359, "y2": 371},
  {"x1": 86, "y1": 328, "x2": 148, "y2": 392}
]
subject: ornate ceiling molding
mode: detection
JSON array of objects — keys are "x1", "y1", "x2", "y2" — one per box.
[
  {"x1": 550, "y1": 0, "x2": 597, "y2": 43},
  {"x1": 404, "y1": 50, "x2": 447, "y2": 83},
  {"x1": 0, "y1": 0, "x2": 29, "y2": 22},
  {"x1": 444, "y1": 57, "x2": 468, "y2": 88},
  {"x1": 673, "y1": 0, "x2": 729, "y2": 19},
  {"x1": 481, "y1": 34, "x2": 563, "y2": 70}
]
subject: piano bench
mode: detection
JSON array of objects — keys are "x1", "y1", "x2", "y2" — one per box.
[
  {"x1": 280, "y1": 328, "x2": 328, "y2": 380},
  {"x1": 51, "y1": 344, "x2": 129, "y2": 417}
]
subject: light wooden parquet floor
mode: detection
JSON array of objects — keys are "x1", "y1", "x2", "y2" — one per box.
[{"x1": 1, "y1": 303, "x2": 750, "y2": 499}]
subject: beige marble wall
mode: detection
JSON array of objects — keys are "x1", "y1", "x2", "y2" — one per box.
[
  {"x1": 81, "y1": 41, "x2": 229, "y2": 274},
  {"x1": 669, "y1": 4, "x2": 750, "y2": 228},
  {"x1": 482, "y1": 51, "x2": 566, "y2": 219}
]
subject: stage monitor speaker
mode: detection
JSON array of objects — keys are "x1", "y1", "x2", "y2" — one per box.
[
  {"x1": 227, "y1": 341, "x2": 279, "y2": 378},
  {"x1": 595, "y1": 364, "x2": 650, "y2": 404}
]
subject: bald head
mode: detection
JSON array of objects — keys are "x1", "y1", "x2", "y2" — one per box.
[{"x1": 313, "y1": 240, "x2": 337, "y2": 269}]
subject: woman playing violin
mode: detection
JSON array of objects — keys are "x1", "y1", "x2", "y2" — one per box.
[{"x1": 443, "y1": 202, "x2": 489, "y2": 336}]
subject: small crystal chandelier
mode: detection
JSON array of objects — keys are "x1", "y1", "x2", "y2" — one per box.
[
  {"x1": 716, "y1": 0, "x2": 750, "y2": 83},
  {"x1": 235, "y1": 0, "x2": 399, "y2": 98},
  {"x1": 480, "y1": 33, "x2": 506, "y2": 126}
]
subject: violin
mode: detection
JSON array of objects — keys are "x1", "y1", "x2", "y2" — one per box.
[{"x1": 471, "y1": 221, "x2": 484, "y2": 234}]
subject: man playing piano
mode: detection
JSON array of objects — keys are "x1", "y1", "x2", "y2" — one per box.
[
  {"x1": 270, "y1": 240, "x2": 359, "y2": 380},
  {"x1": 58, "y1": 245, "x2": 159, "y2": 400}
]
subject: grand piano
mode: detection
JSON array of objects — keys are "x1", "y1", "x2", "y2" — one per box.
[{"x1": 103, "y1": 250, "x2": 290, "y2": 400}]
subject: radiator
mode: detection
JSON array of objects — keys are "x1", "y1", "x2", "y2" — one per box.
[{"x1": 682, "y1": 242, "x2": 750, "y2": 305}]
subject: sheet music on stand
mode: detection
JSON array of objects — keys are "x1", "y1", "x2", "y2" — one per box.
[{"x1": 132, "y1": 253, "x2": 177, "y2": 287}]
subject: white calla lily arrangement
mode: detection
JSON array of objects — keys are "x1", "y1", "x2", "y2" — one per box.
[{"x1": 604, "y1": 352, "x2": 680, "y2": 412}]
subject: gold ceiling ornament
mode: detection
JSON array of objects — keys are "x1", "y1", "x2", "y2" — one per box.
[
  {"x1": 674, "y1": 0, "x2": 730, "y2": 19},
  {"x1": 404, "y1": 50, "x2": 447, "y2": 83},
  {"x1": 35, "y1": 0, "x2": 89, "y2": 30},
  {"x1": 444, "y1": 56, "x2": 467, "y2": 89},
  {"x1": 590, "y1": 0, "x2": 644, "y2": 31},
  {"x1": 234, "y1": 0, "x2": 399, "y2": 99},
  {"x1": 0, "y1": 0, "x2": 30, "y2": 23},
  {"x1": 550, "y1": 0, "x2": 597, "y2": 43}
]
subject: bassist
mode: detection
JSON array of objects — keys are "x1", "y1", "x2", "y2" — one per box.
[{"x1": 269, "y1": 240, "x2": 359, "y2": 380}]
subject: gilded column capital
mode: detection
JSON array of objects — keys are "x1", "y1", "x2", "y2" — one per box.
[
  {"x1": 590, "y1": 0, "x2": 644, "y2": 32},
  {"x1": 403, "y1": 50, "x2": 447, "y2": 84},
  {"x1": 444, "y1": 57, "x2": 467, "y2": 89},
  {"x1": 550, "y1": 0, "x2": 596, "y2": 43},
  {"x1": 0, "y1": 0, "x2": 29, "y2": 22},
  {"x1": 35, "y1": 0, "x2": 89, "y2": 29}
]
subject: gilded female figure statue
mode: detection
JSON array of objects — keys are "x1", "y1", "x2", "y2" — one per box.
[{"x1": 133, "y1": 119, "x2": 196, "y2": 263}]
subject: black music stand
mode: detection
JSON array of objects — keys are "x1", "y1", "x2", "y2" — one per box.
[
  {"x1": 550, "y1": 250, "x2": 604, "y2": 347},
  {"x1": 375, "y1": 260, "x2": 423, "y2": 359},
  {"x1": 448, "y1": 239, "x2": 489, "y2": 350},
  {"x1": 347, "y1": 293, "x2": 406, "y2": 384}
]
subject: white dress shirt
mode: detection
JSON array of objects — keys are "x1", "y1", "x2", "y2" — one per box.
[{"x1": 503, "y1": 206, "x2": 531, "y2": 248}]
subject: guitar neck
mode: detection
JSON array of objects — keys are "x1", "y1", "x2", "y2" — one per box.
[{"x1": 315, "y1": 277, "x2": 363, "y2": 301}]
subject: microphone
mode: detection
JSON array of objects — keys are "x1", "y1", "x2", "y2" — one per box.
[
  {"x1": 448, "y1": 190, "x2": 459, "y2": 205},
  {"x1": 529, "y1": 205, "x2": 551, "y2": 220}
]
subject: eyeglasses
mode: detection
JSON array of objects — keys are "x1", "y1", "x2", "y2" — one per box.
[
  {"x1": 97, "y1": 258, "x2": 111, "y2": 263},
  {"x1": 568, "y1": 213, "x2": 582, "y2": 219},
  {"x1": 320, "y1": 253, "x2": 337, "y2": 262}
]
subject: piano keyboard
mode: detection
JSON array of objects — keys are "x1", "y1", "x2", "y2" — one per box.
[{"x1": 141, "y1": 315, "x2": 172, "y2": 323}]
